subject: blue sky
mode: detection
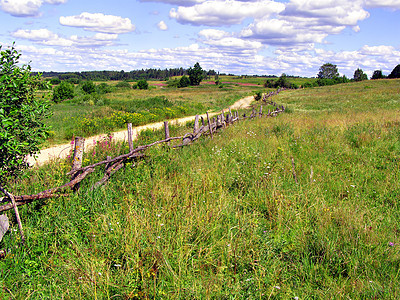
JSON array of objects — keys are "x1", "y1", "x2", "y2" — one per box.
[{"x1": 0, "y1": 0, "x2": 399, "y2": 77}]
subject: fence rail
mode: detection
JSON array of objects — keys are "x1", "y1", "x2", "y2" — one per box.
[{"x1": 0, "y1": 94, "x2": 286, "y2": 242}]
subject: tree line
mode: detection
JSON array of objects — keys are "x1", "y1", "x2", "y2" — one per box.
[{"x1": 33, "y1": 67, "x2": 217, "y2": 82}]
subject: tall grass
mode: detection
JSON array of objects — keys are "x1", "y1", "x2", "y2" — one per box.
[{"x1": 1, "y1": 79, "x2": 400, "y2": 298}]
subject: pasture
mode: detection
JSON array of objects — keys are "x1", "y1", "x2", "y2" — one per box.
[
  {"x1": 1, "y1": 79, "x2": 400, "y2": 299},
  {"x1": 40, "y1": 78, "x2": 267, "y2": 147}
]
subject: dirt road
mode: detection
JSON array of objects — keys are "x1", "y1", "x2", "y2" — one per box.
[{"x1": 27, "y1": 95, "x2": 254, "y2": 166}]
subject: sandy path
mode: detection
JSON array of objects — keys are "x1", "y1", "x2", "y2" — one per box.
[{"x1": 27, "y1": 95, "x2": 254, "y2": 166}]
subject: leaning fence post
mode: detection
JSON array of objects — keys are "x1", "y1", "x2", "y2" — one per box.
[
  {"x1": 71, "y1": 136, "x2": 85, "y2": 191},
  {"x1": 194, "y1": 115, "x2": 199, "y2": 133},
  {"x1": 164, "y1": 121, "x2": 170, "y2": 146},
  {"x1": 206, "y1": 112, "x2": 213, "y2": 139},
  {"x1": 127, "y1": 123, "x2": 134, "y2": 152},
  {"x1": 164, "y1": 121, "x2": 170, "y2": 140},
  {"x1": 0, "y1": 187, "x2": 25, "y2": 244}
]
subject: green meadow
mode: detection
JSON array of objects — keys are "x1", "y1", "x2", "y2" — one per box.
[
  {"x1": 1, "y1": 79, "x2": 400, "y2": 298},
  {"x1": 40, "y1": 79, "x2": 265, "y2": 147}
]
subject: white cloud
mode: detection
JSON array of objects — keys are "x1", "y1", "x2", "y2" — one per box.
[
  {"x1": 365, "y1": 0, "x2": 400, "y2": 9},
  {"x1": 12, "y1": 28, "x2": 73, "y2": 46},
  {"x1": 283, "y1": 0, "x2": 370, "y2": 26},
  {"x1": 140, "y1": 0, "x2": 204, "y2": 5},
  {"x1": 157, "y1": 20, "x2": 168, "y2": 30},
  {"x1": 198, "y1": 29, "x2": 263, "y2": 51},
  {"x1": 170, "y1": 0, "x2": 285, "y2": 26},
  {"x1": 59, "y1": 12, "x2": 135, "y2": 34},
  {"x1": 0, "y1": 0, "x2": 67, "y2": 17},
  {"x1": 13, "y1": 41, "x2": 400, "y2": 78},
  {"x1": 12, "y1": 28, "x2": 118, "y2": 47}
]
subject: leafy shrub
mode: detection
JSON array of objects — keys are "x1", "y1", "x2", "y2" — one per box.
[
  {"x1": 0, "y1": 44, "x2": 50, "y2": 182},
  {"x1": 81, "y1": 80, "x2": 96, "y2": 94},
  {"x1": 115, "y1": 81, "x2": 131, "y2": 88},
  {"x1": 53, "y1": 81, "x2": 74, "y2": 103},
  {"x1": 96, "y1": 82, "x2": 113, "y2": 94},
  {"x1": 65, "y1": 77, "x2": 80, "y2": 84},
  {"x1": 167, "y1": 78, "x2": 179, "y2": 88},
  {"x1": 178, "y1": 76, "x2": 190, "y2": 88},
  {"x1": 254, "y1": 91, "x2": 262, "y2": 101},
  {"x1": 137, "y1": 79, "x2": 149, "y2": 90},
  {"x1": 49, "y1": 77, "x2": 61, "y2": 85}
]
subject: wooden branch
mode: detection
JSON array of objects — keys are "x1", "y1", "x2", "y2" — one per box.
[
  {"x1": 91, "y1": 162, "x2": 125, "y2": 191},
  {"x1": 0, "y1": 186, "x2": 25, "y2": 244},
  {"x1": 67, "y1": 136, "x2": 181, "y2": 175},
  {"x1": 0, "y1": 168, "x2": 94, "y2": 213}
]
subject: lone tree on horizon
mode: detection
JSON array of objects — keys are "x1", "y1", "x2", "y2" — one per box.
[
  {"x1": 318, "y1": 63, "x2": 339, "y2": 79},
  {"x1": 353, "y1": 68, "x2": 368, "y2": 81},
  {"x1": 188, "y1": 62, "x2": 204, "y2": 86}
]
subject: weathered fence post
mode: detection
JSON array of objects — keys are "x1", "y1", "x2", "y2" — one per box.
[
  {"x1": 0, "y1": 187, "x2": 25, "y2": 244},
  {"x1": 194, "y1": 115, "x2": 199, "y2": 133},
  {"x1": 164, "y1": 121, "x2": 170, "y2": 140},
  {"x1": 127, "y1": 123, "x2": 134, "y2": 152},
  {"x1": 259, "y1": 105, "x2": 263, "y2": 117},
  {"x1": 71, "y1": 136, "x2": 85, "y2": 191},
  {"x1": 206, "y1": 112, "x2": 213, "y2": 139},
  {"x1": 201, "y1": 116, "x2": 205, "y2": 126}
]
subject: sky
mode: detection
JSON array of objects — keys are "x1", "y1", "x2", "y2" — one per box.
[{"x1": 0, "y1": 0, "x2": 399, "y2": 77}]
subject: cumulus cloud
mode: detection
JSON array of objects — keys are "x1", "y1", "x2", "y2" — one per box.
[
  {"x1": 170, "y1": 0, "x2": 285, "y2": 26},
  {"x1": 12, "y1": 28, "x2": 118, "y2": 47},
  {"x1": 366, "y1": 0, "x2": 400, "y2": 9},
  {"x1": 157, "y1": 20, "x2": 168, "y2": 30},
  {"x1": 140, "y1": 0, "x2": 203, "y2": 6},
  {"x1": 237, "y1": 0, "x2": 371, "y2": 46},
  {"x1": 282, "y1": 0, "x2": 370, "y2": 26},
  {"x1": 198, "y1": 29, "x2": 263, "y2": 51},
  {"x1": 0, "y1": 0, "x2": 67, "y2": 17},
  {"x1": 13, "y1": 41, "x2": 400, "y2": 78},
  {"x1": 59, "y1": 12, "x2": 135, "y2": 34},
  {"x1": 12, "y1": 28, "x2": 73, "y2": 46}
]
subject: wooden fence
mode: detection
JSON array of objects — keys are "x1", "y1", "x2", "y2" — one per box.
[{"x1": 0, "y1": 95, "x2": 285, "y2": 243}]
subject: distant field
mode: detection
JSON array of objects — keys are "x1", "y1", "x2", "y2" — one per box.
[
  {"x1": 2, "y1": 79, "x2": 400, "y2": 299},
  {"x1": 41, "y1": 77, "x2": 272, "y2": 147}
]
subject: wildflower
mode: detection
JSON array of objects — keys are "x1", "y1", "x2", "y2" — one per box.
[
  {"x1": 389, "y1": 242, "x2": 395, "y2": 247},
  {"x1": 274, "y1": 286, "x2": 280, "y2": 290}
]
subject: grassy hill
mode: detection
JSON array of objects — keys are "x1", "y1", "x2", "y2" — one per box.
[{"x1": 1, "y1": 79, "x2": 400, "y2": 298}]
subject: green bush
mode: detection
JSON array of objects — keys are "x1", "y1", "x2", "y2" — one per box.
[
  {"x1": 115, "y1": 81, "x2": 131, "y2": 88},
  {"x1": 81, "y1": 80, "x2": 96, "y2": 94},
  {"x1": 49, "y1": 77, "x2": 61, "y2": 85},
  {"x1": 137, "y1": 79, "x2": 149, "y2": 90},
  {"x1": 254, "y1": 91, "x2": 262, "y2": 101},
  {"x1": 178, "y1": 75, "x2": 190, "y2": 88},
  {"x1": 0, "y1": 44, "x2": 50, "y2": 182},
  {"x1": 52, "y1": 81, "x2": 74, "y2": 103},
  {"x1": 96, "y1": 82, "x2": 113, "y2": 94}
]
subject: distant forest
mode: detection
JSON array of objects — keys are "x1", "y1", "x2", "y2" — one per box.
[
  {"x1": 33, "y1": 68, "x2": 280, "y2": 81},
  {"x1": 34, "y1": 68, "x2": 215, "y2": 81}
]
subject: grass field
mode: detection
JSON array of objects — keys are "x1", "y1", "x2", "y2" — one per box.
[
  {"x1": 1, "y1": 79, "x2": 400, "y2": 298},
  {"x1": 42, "y1": 78, "x2": 267, "y2": 147}
]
